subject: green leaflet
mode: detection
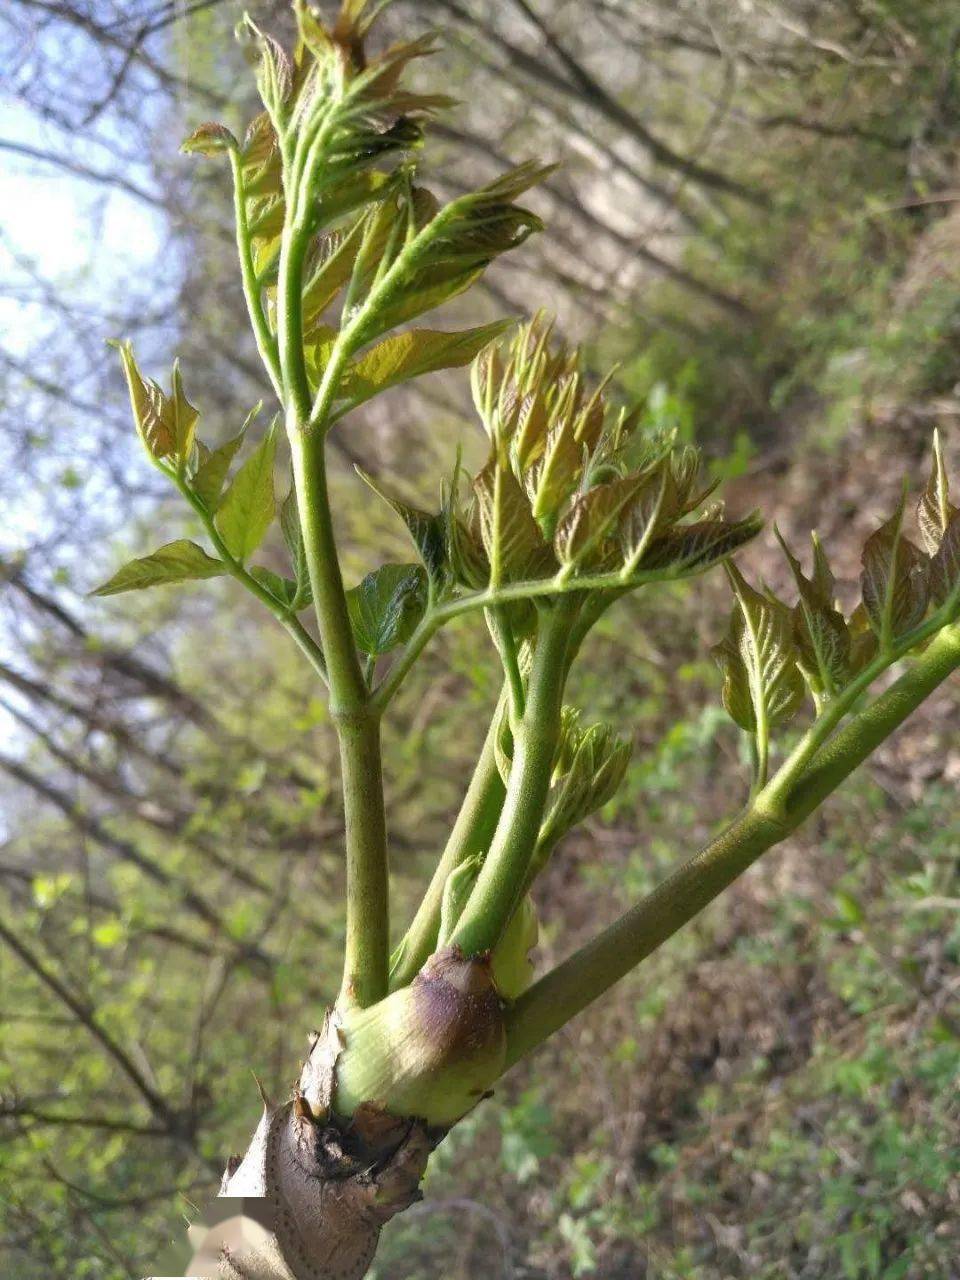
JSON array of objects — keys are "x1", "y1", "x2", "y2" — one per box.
[
  {"x1": 638, "y1": 514, "x2": 762, "y2": 577},
  {"x1": 776, "y1": 528, "x2": 850, "y2": 697},
  {"x1": 356, "y1": 469, "x2": 447, "y2": 587},
  {"x1": 214, "y1": 421, "x2": 278, "y2": 562},
  {"x1": 360, "y1": 163, "x2": 553, "y2": 340},
  {"x1": 91, "y1": 540, "x2": 225, "y2": 596},
  {"x1": 346, "y1": 562, "x2": 427, "y2": 655},
  {"x1": 617, "y1": 465, "x2": 675, "y2": 572},
  {"x1": 713, "y1": 564, "x2": 805, "y2": 738},
  {"x1": 301, "y1": 221, "x2": 368, "y2": 330},
  {"x1": 472, "y1": 461, "x2": 555, "y2": 584},
  {"x1": 340, "y1": 322, "x2": 511, "y2": 412},
  {"x1": 860, "y1": 496, "x2": 928, "y2": 648},
  {"x1": 555, "y1": 475, "x2": 644, "y2": 571},
  {"x1": 190, "y1": 405, "x2": 259, "y2": 510}
]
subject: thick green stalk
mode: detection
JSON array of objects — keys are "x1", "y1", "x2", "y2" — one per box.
[
  {"x1": 291, "y1": 431, "x2": 389, "y2": 1009},
  {"x1": 451, "y1": 605, "x2": 574, "y2": 956},
  {"x1": 389, "y1": 699, "x2": 507, "y2": 990},
  {"x1": 504, "y1": 624, "x2": 960, "y2": 1065},
  {"x1": 270, "y1": 97, "x2": 393, "y2": 1008}
]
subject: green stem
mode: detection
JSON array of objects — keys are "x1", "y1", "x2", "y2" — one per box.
[
  {"x1": 388, "y1": 694, "x2": 508, "y2": 990},
  {"x1": 277, "y1": 226, "x2": 313, "y2": 422},
  {"x1": 761, "y1": 605, "x2": 953, "y2": 814},
  {"x1": 504, "y1": 623, "x2": 960, "y2": 1066},
  {"x1": 451, "y1": 605, "x2": 574, "y2": 956},
  {"x1": 291, "y1": 431, "x2": 389, "y2": 1009},
  {"x1": 487, "y1": 607, "x2": 525, "y2": 721},
  {"x1": 372, "y1": 563, "x2": 737, "y2": 713},
  {"x1": 228, "y1": 150, "x2": 282, "y2": 402}
]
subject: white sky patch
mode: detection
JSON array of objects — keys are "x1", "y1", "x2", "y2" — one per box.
[{"x1": 0, "y1": 102, "x2": 167, "y2": 353}]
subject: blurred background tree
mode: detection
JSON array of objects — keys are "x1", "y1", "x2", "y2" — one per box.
[{"x1": 1, "y1": 2, "x2": 958, "y2": 1276}]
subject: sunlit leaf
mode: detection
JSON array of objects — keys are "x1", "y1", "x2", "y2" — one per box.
[
  {"x1": 339, "y1": 323, "x2": 510, "y2": 411},
  {"x1": 555, "y1": 475, "x2": 643, "y2": 570},
  {"x1": 112, "y1": 340, "x2": 175, "y2": 461},
  {"x1": 473, "y1": 462, "x2": 554, "y2": 583},
  {"x1": 238, "y1": 15, "x2": 294, "y2": 114},
  {"x1": 170, "y1": 361, "x2": 199, "y2": 462},
  {"x1": 713, "y1": 564, "x2": 805, "y2": 735},
  {"x1": 526, "y1": 422, "x2": 581, "y2": 529},
  {"x1": 860, "y1": 496, "x2": 928, "y2": 646},
  {"x1": 215, "y1": 421, "x2": 278, "y2": 562},
  {"x1": 91, "y1": 541, "x2": 225, "y2": 596},
  {"x1": 191, "y1": 412, "x2": 255, "y2": 510},
  {"x1": 618, "y1": 465, "x2": 675, "y2": 571}
]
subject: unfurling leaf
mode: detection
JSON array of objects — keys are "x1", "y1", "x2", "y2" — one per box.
[
  {"x1": 347, "y1": 563, "x2": 427, "y2": 655},
  {"x1": 860, "y1": 496, "x2": 928, "y2": 647},
  {"x1": 525, "y1": 422, "x2": 581, "y2": 529},
  {"x1": 191, "y1": 412, "x2": 254, "y2": 510},
  {"x1": 618, "y1": 465, "x2": 675, "y2": 572},
  {"x1": 363, "y1": 163, "x2": 553, "y2": 339},
  {"x1": 638, "y1": 514, "x2": 762, "y2": 578},
  {"x1": 928, "y1": 508, "x2": 960, "y2": 608},
  {"x1": 215, "y1": 421, "x2": 278, "y2": 562},
  {"x1": 555, "y1": 475, "x2": 643, "y2": 571},
  {"x1": 91, "y1": 541, "x2": 225, "y2": 596},
  {"x1": 917, "y1": 430, "x2": 956, "y2": 555},
  {"x1": 169, "y1": 361, "x2": 199, "y2": 462},
  {"x1": 112, "y1": 341, "x2": 198, "y2": 466},
  {"x1": 776, "y1": 528, "x2": 850, "y2": 697},
  {"x1": 356, "y1": 469, "x2": 447, "y2": 587},
  {"x1": 473, "y1": 462, "x2": 555, "y2": 583},
  {"x1": 713, "y1": 564, "x2": 805, "y2": 737},
  {"x1": 180, "y1": 122, "x2": 238, "y2": 156},
  {"x1": 237, "y1": 16, "x2": 294, "y2": 116},
  {"x1": 340, "y1": 323, "x2": 510, "y2": 411},
  {"x1": 537, "y1": 721, "x2": 632, "y2": 859},
  {"x1": 447, "y1": 503, "x2": 489, "y2": 590}
]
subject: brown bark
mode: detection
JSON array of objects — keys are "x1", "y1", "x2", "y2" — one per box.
[{"x1": 185, "y1": 1015, "x2": 439, "y2": 1280}]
